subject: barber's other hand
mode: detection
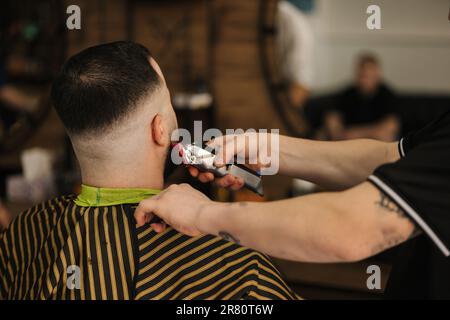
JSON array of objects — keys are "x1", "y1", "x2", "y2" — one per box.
[
  {"x1": 188, "y1": 132, "x2": 270, "y2": 190},
  {"x1": 134, "y1": 183, "x2": 212, "y2": 237}
]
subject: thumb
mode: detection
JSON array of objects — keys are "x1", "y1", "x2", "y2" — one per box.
[{"x1": 134, "y1": 198, "x2": 158, "y2": 227}]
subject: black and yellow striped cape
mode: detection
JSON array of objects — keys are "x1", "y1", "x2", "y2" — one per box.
[{"x1": 0, "y1": 186, "x2": 299, "y2": 300}]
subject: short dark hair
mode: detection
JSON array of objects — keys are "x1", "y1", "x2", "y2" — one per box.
[{"x1": 51, "y1": 41, "x2": 161, "y2": 135}]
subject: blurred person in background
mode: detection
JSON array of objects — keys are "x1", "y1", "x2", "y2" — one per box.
[{"x1": 322, "y1": 53, "x2": 400, "y2": 142}]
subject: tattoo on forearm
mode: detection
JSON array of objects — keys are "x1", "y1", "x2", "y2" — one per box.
[
  {"x1": 371, "y1": 191, "x2": 422, "y2": 255},
  {"x1": 375, "y1": 191, "x2": 406, "y2": 218},
  {"x1": 375, "y1": 191, "x2": 421, "y2": 238},
  {"x1": 218, "y1": 231, "x2": 240, "y2": 244}
]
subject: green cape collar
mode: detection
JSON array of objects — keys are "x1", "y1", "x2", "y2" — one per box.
[{"x1": 74, "y1": 184, "x2": 161, "y2": 207}]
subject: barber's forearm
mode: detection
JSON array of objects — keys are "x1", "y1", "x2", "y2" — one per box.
[
  {"x1": 196, "y1": 194, "x2": 365, "y2": 263},
  {"x1": 278, "y1": 135, "x2": 399, "y2": 190}
]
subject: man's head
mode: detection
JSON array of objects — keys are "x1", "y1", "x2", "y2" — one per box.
[
  {"x1": 355, "y1": 53, "x2": 382, "y2": 94},
  {"x1": 51, "y1": 41, "x2": 177, "y2": 186}
]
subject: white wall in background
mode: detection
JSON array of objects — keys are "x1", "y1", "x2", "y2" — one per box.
[{"x1": 305, "y1": 0, "x2": 450, "y2": 94}]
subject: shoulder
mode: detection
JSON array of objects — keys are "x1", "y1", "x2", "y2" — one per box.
[
  {"x1": 0, "y1": 195, "x2": 76, "y2": 299},
  {"x1": 403, "y1": 108, "x2": 450, "y2": 152},
  {"x1": 14, "y1": 195, "x2": 76, "y2": 225},
  {"x1": 205, "y1": 236, "x2": 299, "y2": 299},
  {"x1": 1, "y1": 195, "x2": 76, "y2": 252}
]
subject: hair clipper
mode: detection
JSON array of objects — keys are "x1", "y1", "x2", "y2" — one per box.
[{"x1": 174, "y1": 143, "x2": 264, "y2": 196}]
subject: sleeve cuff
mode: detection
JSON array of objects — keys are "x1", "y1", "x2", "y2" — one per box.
[
  {"x1": 368, "y1": 175, "x2": 450, "y2": 257},
  {"x1": 398, "y1": 138, "x2": 406, "y2": 158}
]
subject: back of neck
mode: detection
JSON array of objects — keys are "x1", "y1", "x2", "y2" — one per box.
[{"x1": 79, "y1": 158, "x2": 164, "y2": 190}]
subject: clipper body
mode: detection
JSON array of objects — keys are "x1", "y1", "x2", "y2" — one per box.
[{"x1": 175, "y1": 143, "x2": 264, "y2": 196}]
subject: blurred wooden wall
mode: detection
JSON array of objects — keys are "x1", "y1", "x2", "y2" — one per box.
[
  {"x1": 66, "y1": 0, "x2": 209, "y2": 96},
  {"x1": 66, "y1": 0, "x2": 285, "y2": 132},
  {"x1": 209, "y1": 0, "x2": 291, "y2": 199},
  {"x1": 210, "y1": 0, "x2": 285, "y2": 132}
]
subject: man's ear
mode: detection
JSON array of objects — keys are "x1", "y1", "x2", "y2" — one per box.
[{"x1": 151, "y1": 114, "x2": 165, "y2": 147}]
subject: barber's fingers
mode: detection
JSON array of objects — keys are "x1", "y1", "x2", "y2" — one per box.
[
  {"x1": 187, "y1": 166, "x2": 215, "y2": 183},
  {"x1": 229, "y1": 177, "x2": 245, "y2": 191},
  {"x1": 134, "y1": 197, "x2": 159, "y2": 227},
  {"x1": 191, "y1": 168, "x2": 245, "y2": 190},
  {"x1": 198, "y1": 173, "x2": 214, "y2": 183},
  {"x1": 208, "y1": 135, "x2": 247, "y2": 166},
  {"x1": 214, "y1": 175, "x2": 244, "y2": 190},
  {"x1": 188, "y1": 164, "x2": 244, "y2": 191},
  {"x1": 150, "y1": 221, "x2": 167, "y2": 233},
  {"x1": 187, "y1": 166, "x2": 199, "y2": 178}
]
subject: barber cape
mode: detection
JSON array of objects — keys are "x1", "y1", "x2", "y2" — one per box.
[{"x1": 0, "y1": 185, "x2": 298, "y2": 300}]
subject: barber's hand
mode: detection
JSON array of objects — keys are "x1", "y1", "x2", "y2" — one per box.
[
  {"x1": 134, "y1": 184, "x2": 213, "y2": 236},
  {"x1": 188, "y1": 132, "x2": 270, "y2": 190}
]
